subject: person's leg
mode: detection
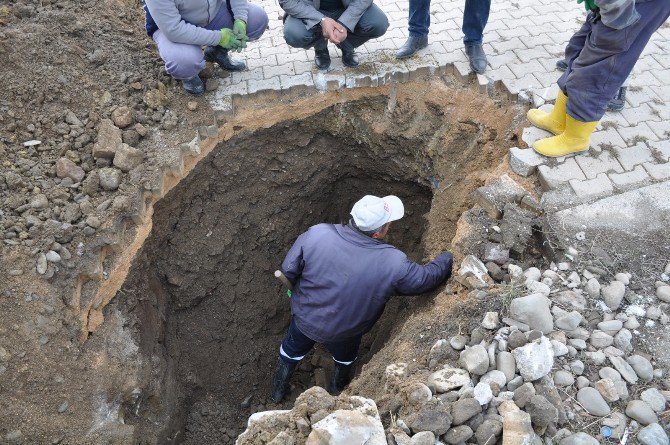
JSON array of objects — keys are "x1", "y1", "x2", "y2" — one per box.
[
  {"x1": 344, "y1": 3, "x2": 389, "y2": 48},
  {"x1": 206, "y1": 2, "x2": 268, "y2": 40},
  {"x1": 153, "y1": 30, "x2": 206, "y2": 95},
  {"x1": 462, "y1": 0, "x2": 491, "y2": 46},
  {"x1": 534, "y1": 1, "x2": 670, "y2": 157},
  {"x1": 324, "y1": 335, "x2": 362, "y2": 394},
  {"x1": 203, "y1": 4, "x2": 256, "y2": 72},
  {"x1": 283, "y1": 15, "x2": 321, "y2": 49},
  {"x1": 462, "y1": 0, "x2": 491, "y2": 73},
  {"x1": 397, "y1": 0, "x2": 430, "y2": 58},
  {"x1": 271, "y1": 318, "x2": 316, "y2": 403},
  {"x1": 556, "y1": 17, "x2": 592, "y2": 96}
]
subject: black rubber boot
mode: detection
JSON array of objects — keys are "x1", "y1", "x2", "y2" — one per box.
[
  {"x1": 204, "y1": 46, "x2": 246, "y2": 72},
  {"x1": 328, "y1": 362, "x2": 355, "y2": 395},
  {"x1": 465, "y1": 43, "x2": 487, "y2": 74},
  {"x1": 270, "y1": 359, "x2": 297, "y2": 403},
  {"x1": 338, "y1": 41, "x2": 359, "y2": 68},
  {"x1": 607, "y1": 86, "x2": 627, "y2": 112},
  {"x1": 396, "y1": 35, "x2": 428, "y2": 59},
  {"x1": 556, "y1": 59, "x2": 568, "y2": 72},
  {"x1": 181, "y1": 75, "x2": 204, "y2": 96}
]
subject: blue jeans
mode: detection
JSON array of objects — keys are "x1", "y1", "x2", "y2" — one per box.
[
  {"x1": 279, "y1": 318, "x2": 362, "y2": 365},
  {"x1": 408, "y1": 0, "x2": 490, "y2": 44},
  {"x1": 558, "y1": 0, "x2": 670, "y2": 121}
]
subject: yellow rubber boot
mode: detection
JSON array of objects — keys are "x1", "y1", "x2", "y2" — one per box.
[
  {"x1": 533, "y1": 115, "x2": 598, "y2": 157},
  {"x1": 526, "y1": 90, "x2": 568, "y2": 135}
]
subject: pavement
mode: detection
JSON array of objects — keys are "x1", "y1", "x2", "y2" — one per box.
[{"x1": 207, "y1": 0, "x2": 670, "y2": 247}]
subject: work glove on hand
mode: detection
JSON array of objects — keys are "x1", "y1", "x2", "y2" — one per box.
[
  {"x1": 219, "y1": 28, "x2": 244, "y2": 51},
  {"x1": 233, "y1": 19, "x2": 248, "y2": 40},
  {"x1": 577, "y1": 0, "x2": 597, "y2": 11}
]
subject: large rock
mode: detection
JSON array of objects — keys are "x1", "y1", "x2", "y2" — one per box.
[
  {"x1": 625, "y1": 400, "x2": 658, "y2": 426},
  {"x1": 307, "y1": 409, "x2": 386, "y2": 445},
  {"x1": 92, "y1": 119, "x2": 123, "y2": 159},
  {"x1": 451, "y1": 398, "x2": 482, "y2": 425},
  {"x1": 609, "y1": 356, "x2": 639, "y2": 384},
  {"x1": 602, "y1": 281, "x2": 625, "y2": 310},
  {"x1": 427, "y1": 367, "x2": 471, "y2": 393},
  {"x1": 576, "y1": 387, "x2": 611, "y2": 416},
  {"x1": 637, "y1": 424, "x2": 669, "y2": 445},
  {"x1": 409, "y1": 431, "x2": 435, "y2": 445},
  {"x1": 460, "y1": 345, "x2": 489, "y2": 375},
  {"x1": 500, "y1": 401, "x2": 535, "y2": 445},
  {"x1": 496, "y1": 352, "x2": 516, "y2": 383},
  {"x1": 405, "y1": 404, "x2": 451, "y2": 435},
  {"x1": 475, "y1": 174, "x2": 527, "y2": 219},
  {"x1": 113, "y1": 143, "x2": 144, "y2": 172},
  {"x1": 444, "y1": 425, "x2": 474, "y2": 444},
  {"x1": 627, "y1": 355, "x2": 654, "y2": 382},
  {"x1": 475, "y1": 419, "x2": 503, "y2": 445},
  {"x1": 640, "y1": 388, "x2": 666, "y2": 413},
  {"x1": 99, "y1": 167, "x2": 122, "y2": 191},
  {"x1": 510, "y1": 294, "x2": 553, "y2": 333},
  {"x1": 513, "y1": 337, "x2": 554, "y2": 381},
  {"x1": 559, "y1": 432, "x2": 599, "y2": 445},
  {"x1": 525, "y1": 395, "x2": 558, "y2": 429}
]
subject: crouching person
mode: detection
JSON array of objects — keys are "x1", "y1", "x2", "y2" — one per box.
[
  {"x1": 270, "y1": 195, "x2": 453, "y2": 402},
  {"x1": 280, "y1": 0, "x2": 389, "y2": 70},
  {"x1": 145, "y1": 0, "x2": 269, "y2": 96}
]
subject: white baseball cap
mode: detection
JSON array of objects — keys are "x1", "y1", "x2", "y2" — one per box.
[{"x1": 351, "y1": 195, "x2": 405, "y2": 232}]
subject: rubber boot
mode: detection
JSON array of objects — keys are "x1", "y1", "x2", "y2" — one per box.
[
  {"x1": 527, "y1": 89, "x2": 568, "y2": 135},
  {"x1": 204, "y1": 46, "x2": 246, "y2": 72},
  {"x1": 328, "y1": 362, "x2": 355, "y2": 395},
  {"x1": 270, "y1": 359, "x2": 297, "y2": 403},
  {"x1": 181, "y1": 75, "x2": 204, "y2": 96},
  {"x1": 533, "y1": 114, "x2": 598, "y2": 157}
]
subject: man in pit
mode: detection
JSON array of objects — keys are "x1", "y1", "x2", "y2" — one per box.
[{"x1": 270, "y1": 194, "x2": 453, "y2": 402}]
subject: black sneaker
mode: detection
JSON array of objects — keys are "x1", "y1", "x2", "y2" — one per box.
[
  {"x1": 607, "y1": 86, "x2": 627, "y2": 112},
  {"x1": 182, "y1": 75, "x2": 204, "y2": 96}
]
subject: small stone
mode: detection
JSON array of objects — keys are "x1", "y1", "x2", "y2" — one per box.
[
  {"x1": 30, "y1": 193, "x2": 49, "y2": 209},
  {"x1": 614, "y1": 328, "x2": 633, "y2": 353},
  {"x1": 602, "y1": 281, "x2": 626, "y2": 310},
  {"x1": 93, "y1": 119, "x2": 122, "y2": 159},
  {"x1": 570, "y1": 360, "x2": 585, "y2": 375},
  {"x1": 99, "y1": 167, "x2": 122, "y2": 191},
  {"x1": 111, "y1": 106, "x2": 133, "y2": 128},
  {"x1": 450, "y1": 335, "x2": 468, "y2": 351},
  {"x1": 509, "y1": 294, "x2": 553, "y2": 334},
  {"x1": 626, "y1": 400, "x2": 658, "y2": 425},
  {"x1": 608, "y1": 356, "x2": 639, "y2": 384},
  {"x1": 640, "y1": 388, "x2": 666, "y2": 412},
  {"x1": 553, "y1": 371, "x2": 574, "y2": 387},
  {"x1": 523, "y1": 267, "x2": 542, "y2": 282},
  {"x1": 187, "y1": 101, "x2": 199, "y2": 111},
  {"x1": 496, "y1": 352, "x2": 516, "y2": 383},
  {"x1": 45, "y1": 250, "x2": 61, "y2": 263},
  {"x1": 526, "y1": 280, "x2": 551, "y2": 297},
  {"x1": 576, "y1": 376, "x2": 590, "y2": 389},
  {"x1": 507, "y1": 330, "x2": 527, "y2": 349},
  {"x1": 113, "y1": 143, "x2": 144, "y2": 172},
  {"x1": 555, "y1": 311, "x2": 583, "y2": 331},
  {"x1": 500, "y1": 402, "x2": 534, "y2": 444},
  {"x1": 36, "y1": 253, "x2": 47, "y2": 275},
  {"x1": 444, "y1": 425, "x2": 473, "y2": 444},
  {"x1": 551, "y1": 340, "x2": 569, "y2": 357},
  {"x1": 58, "y1": 402, "x2": 69, "y2": 413},
  {"x1": 460, "y1": 345, "x2": 489, "y2": 376},
  {"x1": 637, "y1": 423, "x2": 669, "y2": 445},
  {"x1": 657, "y1": 286, "x2": 670, "y2": 303},
  {"x1": 559, "y1": 432, "x2": 599, "y2": 445},
  {"x1": 597, "y1": 320, "x2": 623, "y2": 335},
  {"x1": 482, "y1": 312, "x2": 499, "y2": 330},
  {"x1": 56, "y1": 157, "x2": 85, "y2": 183},
  {"x1": 577, "y1": 387, "x2": 611, "y2": 416},
  {"x1": 451, "y1": 398, "x2": 482, "y2": 425},
  {"x1": 594, "y1": 378, "x2": 619, "y2": 402},
  {"x1": 473, "y1": 382, "x2": 493, "y2": 405},
  {"x1": 627, "y1": 355, "x2": 654, "y2": 382},
  {"x1": 589, "y1": 331, "x2": 614, "y2": 348},
  {"x1": 615, "y1": 273, "x2": 630, "y2": 285},
  {"x1": 428, "y1": 367, "x2": 471, "y2": 393}
]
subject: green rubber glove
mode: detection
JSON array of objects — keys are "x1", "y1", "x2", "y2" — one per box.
[
  {"x1": 233, "y1": 19, "x2": 248, "y2": 40},
  {"x1": 577, "y1": 0, "x2": 597, "y2": 11},
  {"x1": 219, "y1": 28, "x2": 243, "y2": 50}
]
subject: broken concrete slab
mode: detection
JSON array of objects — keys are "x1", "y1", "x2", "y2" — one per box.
[{"x1": 475, "y1": 174, "x2": 527, "y2": 219}]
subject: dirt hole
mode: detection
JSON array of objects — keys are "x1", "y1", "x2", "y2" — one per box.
[{"x1": 108, "y1": 82, "x2": 521, "y2": 444}]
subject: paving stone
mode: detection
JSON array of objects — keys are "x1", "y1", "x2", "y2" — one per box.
[
  {"x1": 614, "y1": 143, "x2": 656, "y2": 171},
  {"x1": 643, "y1": 162, "x2": 670, "y2": 180},
  {"x1": 569, "y1": 173, "x2": 614, "y2": 200},
  {"x1": 538, "y1": 158, "x2": 587, "y2": 191},
  {"x1": 608, "y1": 165, "x2": 652, "y2": 191},
  {"x1": 574, "y1": 151, "x2": 624, "y2": 179}
]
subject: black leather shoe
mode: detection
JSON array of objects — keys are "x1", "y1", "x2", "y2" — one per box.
[
  {"x1": 270, "y1": 359, "x2": 297, "y2": 403},
  {"x1": 556, "y1": 59, "x2": 568, "y2": 72},
  {"x1": 396, "y1": 35, "x2": 428, "y2": 59},
  {"x1": 181, "y1": 75, "x2": 204, "y2": 96},
  {"x1": 607, "y1": 86, "x2": 627, "y2": 112},
  {"x1": 314, "y1": 48, "x2": 331, "y2": 70},
  {"x1": 338, "y1": 42, "x2": 359, "y2": 68},
  {"x1": 465, "y1": 43, "x2": 487, "y2": 74},
  {"x1": 204, "y1": 46, "x2": 246, "y2": 72},
  {"x1": 328, "y1": 362, "x2": 355, "y2": 395}
]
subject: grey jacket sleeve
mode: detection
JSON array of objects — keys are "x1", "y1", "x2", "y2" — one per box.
[
  {"x1": 279, "y1": 0, "x2": 325, "y2": 30},
  {"x1": 146, "y1": 0, "x2": 221, "y2": 46},
  {"x1": 595, "y1": 0, "x2": 640, "y2": 29},
  {"x1": 229, "y1": 0, "x2": 250, "y2": 23},
  {"x1": 338, "y1": 0, "x2": 373, "y2": 31}
]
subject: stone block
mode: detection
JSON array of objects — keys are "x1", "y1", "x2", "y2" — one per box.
[
  {"x1": 574, "y1": 151, "x2": 624, "y2": 179},
  {"x1": 521, "y1": 125, "x2": 553, "y2": 148},
  {"x1": 614, "y1": 143, "x2": 656, "y2": 171},
  {"x1": 608, "y1": 165, "x2": 651, "y2": 191},
  {"x1": 643, "y1": 162, "x2": 670, "y2": 180},
  {"x1": 538, "y1": 158, "x2": 586, "y2": 191},
  {"x1": 92, "y1": 119, "x2": 122, "y2": 159},
  {"x1": 475, "y1": 174, "x2": 527, "y2": 218},
  {"x1": 569, "y1": 173, "x2": 614, "y2": 200}
]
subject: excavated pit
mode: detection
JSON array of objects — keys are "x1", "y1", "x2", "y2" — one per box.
[{"x1": 110, "y1": 83, "x2": 522, "y2": 444}]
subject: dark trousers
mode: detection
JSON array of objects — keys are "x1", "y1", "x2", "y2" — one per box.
[
  {"x1": 279, "y1": 318, "x2": 362, "y2": 365},
  {"x1": 283, "y1": 4, "x2": 389, "y2": 51},
  {"x1": 408, "y1": 0, "x2": 491, "y2": 44},
  {"x1": 559, "y1": 0, "x2": 670, "y2": 122}
]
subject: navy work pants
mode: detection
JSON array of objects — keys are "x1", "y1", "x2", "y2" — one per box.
[
  {"x1": 559, "y1": 0, "x2": 670, "y2": 122},
  {"x1": 408, "y1": 0, "x2": 491, "y2": 44},
  {"x1": 279, "y1": 318, "x2": 362, "y2": 365}
]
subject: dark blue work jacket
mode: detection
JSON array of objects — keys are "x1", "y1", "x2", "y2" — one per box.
[{"x1": 282, "y1": 223, "x2": 453, "y2": 343}]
